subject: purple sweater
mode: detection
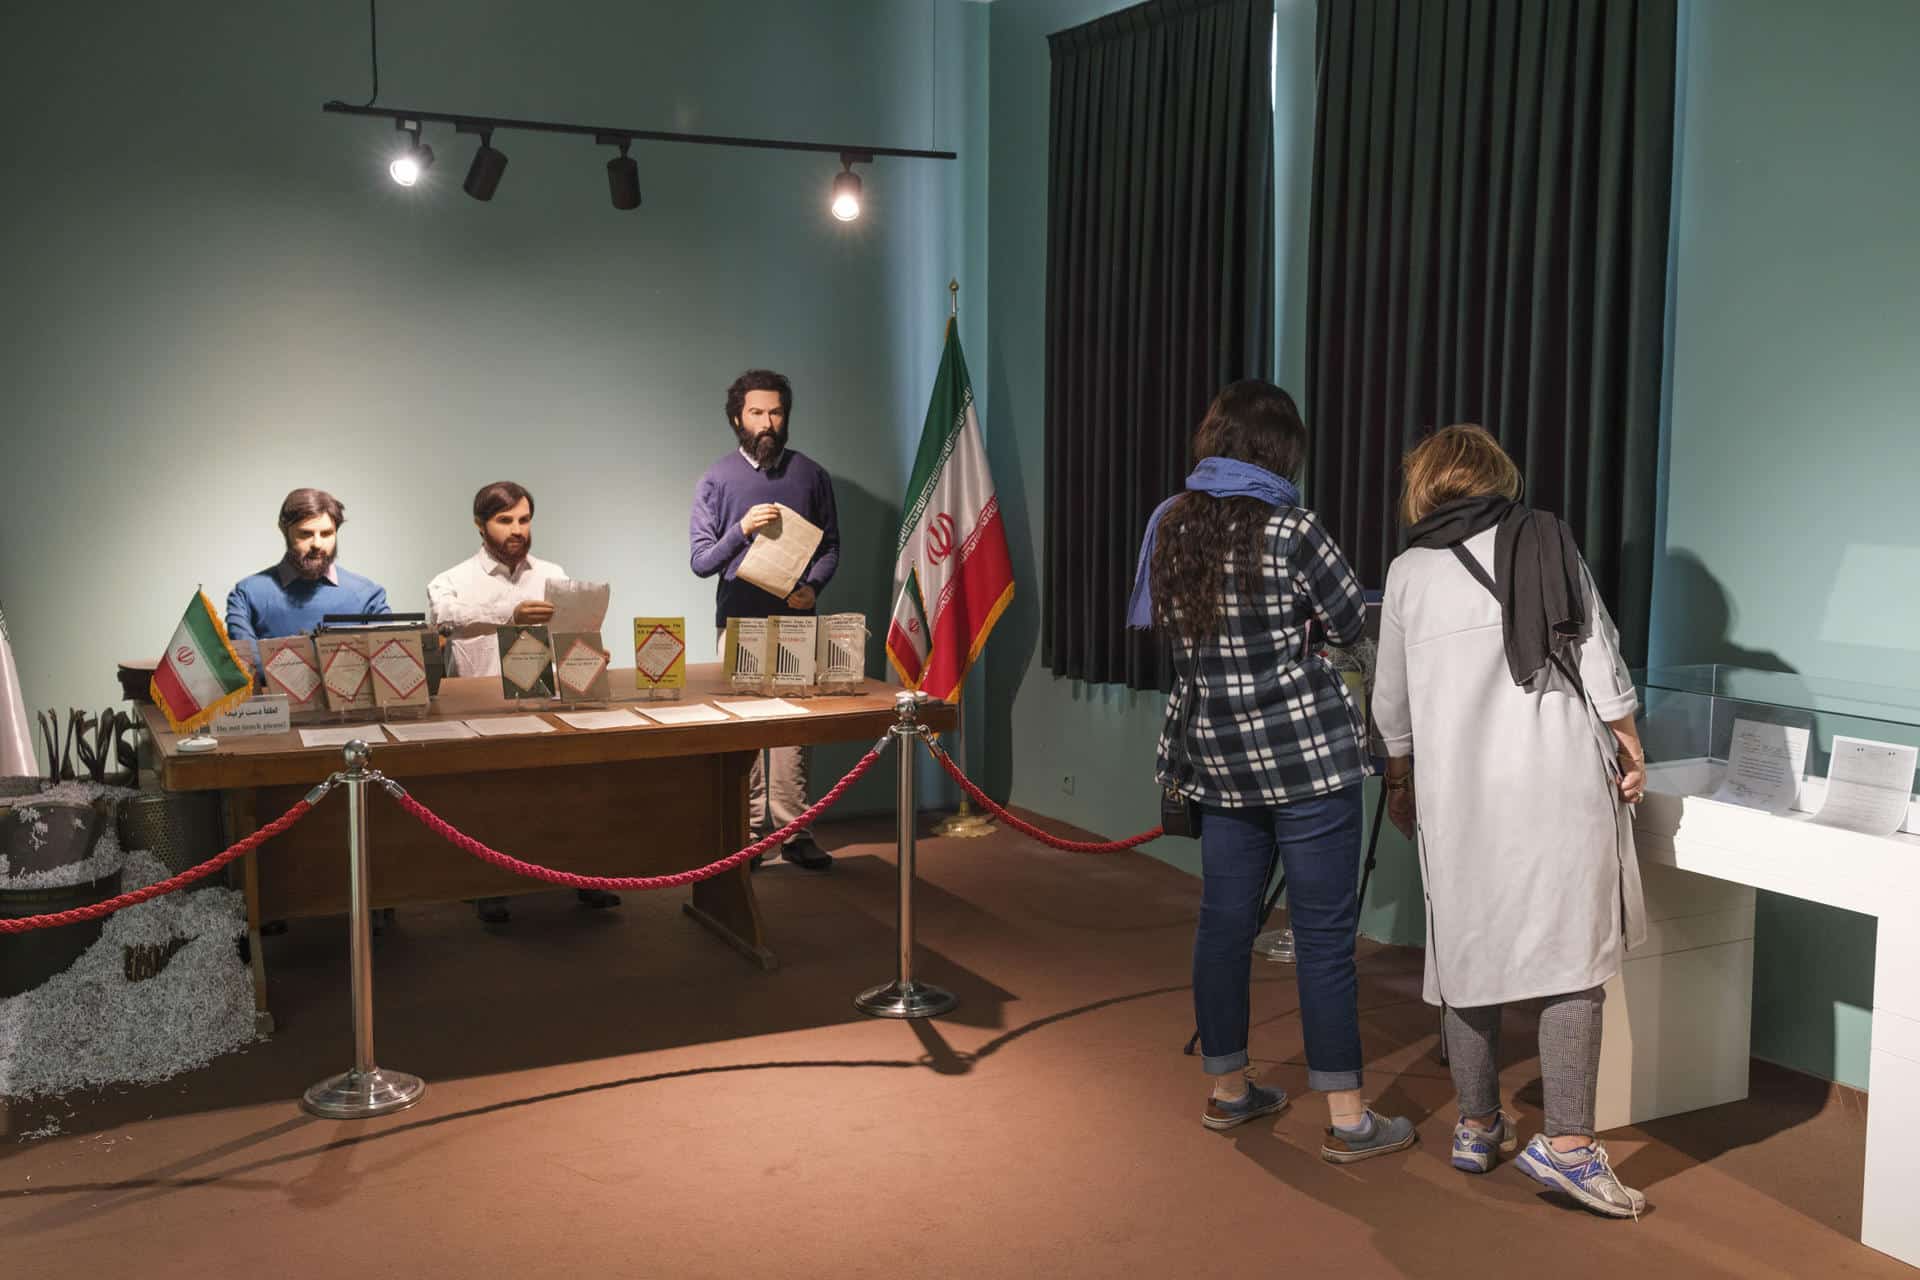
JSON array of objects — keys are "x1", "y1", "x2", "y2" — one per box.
[{"x1": 689, "y1": 449, "x2": 841, "y2": 628}]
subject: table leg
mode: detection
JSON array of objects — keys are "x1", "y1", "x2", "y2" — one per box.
[
  {"x1": 223, "y1": 789, "x2": 274, "y2": 1035},
  {"x1": 685, "y1": 749, "x2": 775, "y2": 970}
]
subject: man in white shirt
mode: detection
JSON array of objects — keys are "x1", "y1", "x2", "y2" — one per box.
[{"x1": 428, "y1": 480, "x2": 620, "y2": 922}]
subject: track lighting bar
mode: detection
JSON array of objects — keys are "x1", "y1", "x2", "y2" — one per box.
[{"x1": 322, "y1": 100, "x2": 956, "y2": 161}]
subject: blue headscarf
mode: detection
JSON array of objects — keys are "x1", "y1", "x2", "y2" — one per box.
[{"x1": 1125, "y1": 457, "x2": 1300, "y2": 630}]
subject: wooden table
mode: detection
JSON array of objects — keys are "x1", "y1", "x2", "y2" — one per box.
[{"x1": 141, "y1": 667, "x2": 954, "y2": 1029}]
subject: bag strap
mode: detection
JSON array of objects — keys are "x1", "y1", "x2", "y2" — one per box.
[{"x1": 1448, "y1": 544, "x2": 1620, "y2": 782}]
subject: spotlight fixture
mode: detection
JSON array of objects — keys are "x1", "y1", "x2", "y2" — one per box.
[
  {"x1": 460, "y1": 125, "x2": 508, "y2": 202},
  {"x1": 599, "y1": 134, "x2": 641, "y2": 211},
  {"x1": 388, "y1": 119, "x2": 433, "y2": 187},
  {"x1": 831, "y1": 151, "x2": 871, "y2": 222}
]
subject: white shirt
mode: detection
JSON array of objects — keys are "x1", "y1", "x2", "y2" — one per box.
[{"x1": 427, "y1": 548, "x2": 568, "y2": 677}]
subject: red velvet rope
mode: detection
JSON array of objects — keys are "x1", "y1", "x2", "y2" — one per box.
[
  {"x1": 0, "y1": 799, "x2": 316, "y2": 933},
  {"x1": 923, "y1": 742, "x2": 1162, "y2": 853},
  {"x1": 389, "y1": 740, "x2": 891, "y2": 890}
]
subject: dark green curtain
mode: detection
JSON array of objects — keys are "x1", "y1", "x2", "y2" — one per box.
[
  {"x1": 1044, "y1": 0, "x2": 1274, "y2": 690},
  {"x1": 1307, "y1": 0, "x2": 1676, "y2": 663}
]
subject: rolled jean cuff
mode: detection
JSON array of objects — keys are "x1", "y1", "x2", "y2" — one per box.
[
  {"x1": 1203, "y1": 1049, "x2": 1250, "y2": 1076},
  {"x1": 1308, "y1": 1067, "x2": 1362, "y2": 1093}
]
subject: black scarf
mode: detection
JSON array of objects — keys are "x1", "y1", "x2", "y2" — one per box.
[{"x1": 1406, "y1": 494, "x2": 1586, "y2": 688}]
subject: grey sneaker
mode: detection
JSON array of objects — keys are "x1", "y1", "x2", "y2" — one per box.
[
  {"x1": 1321, "y1": 1109, "x2": 1418, "y2": 1163},
  {"x1": 1451, "y1": 1111, "x2": 1519, "y2": 1174},
  {"x1": 1202, "y1": 1080, "x2": 1290, "y2": 1131},
  {"x1": 1514, "y1": 1134, "x2": 1647, "y2": 1219}
]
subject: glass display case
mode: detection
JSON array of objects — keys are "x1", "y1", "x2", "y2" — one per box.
[{"x1": 1636, "y1": 664, "x2": 1920, "y2": 832}]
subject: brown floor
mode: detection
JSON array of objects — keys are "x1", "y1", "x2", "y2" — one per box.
[{"x1": 0, "y1": 811, "x2": 1906, "y2": 1279}]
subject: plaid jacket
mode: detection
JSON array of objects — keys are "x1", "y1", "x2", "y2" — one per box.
[{"x1": 1156, "y1": 506, "x2": 1370, "y2": 808}]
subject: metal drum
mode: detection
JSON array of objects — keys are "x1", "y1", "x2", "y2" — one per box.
[{"x1": 117, "y1": 790, "x2": 225, "y2": 880}]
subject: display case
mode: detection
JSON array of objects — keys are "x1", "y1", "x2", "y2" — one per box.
[{"x1": 1608, "y1": 664, "x2": 1920, "y2": 1267}]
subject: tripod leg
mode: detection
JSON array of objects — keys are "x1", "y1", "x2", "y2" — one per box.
[
  {"x1": 1436, "y1": 1004, "x2": 1449, "y2": 1065},
  {"x1": 1355, "y1": 780, "x2": 1389, "y2": 913}
]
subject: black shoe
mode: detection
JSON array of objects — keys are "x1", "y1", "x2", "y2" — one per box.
[
  {"x1": 576, "y1": 889, "x2": 621, "y2": 909},
  {"x1": 476, "y1": 897, "x2": 511, "y2": 924},
  {"x1": 780, "y1": 837, "x2": 833, "y2": 871}
]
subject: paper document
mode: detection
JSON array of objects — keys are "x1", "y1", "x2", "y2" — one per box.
[
  {"x1": 385, "y1": 721, "x2": 479, "y2": 743},
  {"x1": 464, "y1": 715, "x2": 555, "y2": 737},
  {"x1": 639, "y1": 703, "x2": 735, "y2": 726},
  {"x1": 1712, "y1": 719, "x2": 1811, "y2": 813},
  {"x1": 299, "y1": 724, "x2": 391, "y2": 749},
  {"x1": 717, "y1": 698, "x2": 811, "y2": 720},
  {"x1": 545, "y1": 579, "x2": 611, "y2": 633},
  {"x1": 1812, "y1": 735, "x2": 1918, "y2": 836},
  {"x1": 735, "y1": 503, "x2": 822, "y2": 600},
  {"x1": 556, "y1": 709, "x2": 646, "y2": 731}
]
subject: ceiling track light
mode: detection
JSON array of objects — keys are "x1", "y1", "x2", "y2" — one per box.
[
  {"x1": 326, "y1": 100, "x2": 955, "y2": 215},
  {"x1": 832, "y1": 150, "x2": 872, "y2": 222},
  {"x1": 388, "y1": 118, "x2": 433, "y2": 187},
  {"x1": 457, "y1": 122, "x2": 508, "y2": 201},
  {"x1": 596, "y1": 133, "x2": 642, "y2": 211}
]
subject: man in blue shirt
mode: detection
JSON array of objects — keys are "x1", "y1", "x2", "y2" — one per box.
[
  {"x1": 226, "y1": 488, "x2": 390, "y2": 671},
  {"x1": 690, "y1": 369, "x2": 840, "y2": 870}
]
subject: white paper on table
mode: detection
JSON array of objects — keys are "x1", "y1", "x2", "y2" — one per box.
[
  {"x1": 734, "y1": 504, "x2": 822, "y2": 600},
  {"x1": 716, "y1": 698, "x2": 811, "y2": 720},
  {"x1": 1711, "y1": 719, "x2": 1811, "y2": 813},
  {"x1": 463, "y1": 715, "x2": 556, "y2": 737},
  {"x1": 384, "y1": 721, "x2": 480, "y2": 743},
  {"x1": 544, "y1": 578, "x2": 611, "y2": 632},
  {"x1": 555, "y1": 709, "x2": 647, "y2": 731},
  {"x1": 1812, "y1": 735, "x2": 1919, "y2": 836},
  {"x1": 638, "y1": 703, "x2": 735, "y2": 726},
  {"x1": 298, "y1": 725, "x2": 392, "y2": 748}
]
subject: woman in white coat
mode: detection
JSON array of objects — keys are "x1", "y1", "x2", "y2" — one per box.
[{"x1": 1371, "y1": 425, "x2": 1651, "y2": 1218}]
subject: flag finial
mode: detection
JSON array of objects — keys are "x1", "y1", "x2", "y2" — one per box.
[{"x1": 948, "y1": 278, "x2": 958, "y2": 316}]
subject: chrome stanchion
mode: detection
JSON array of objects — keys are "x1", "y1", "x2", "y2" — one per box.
[
  {"x1": 302, "y1": 740, "x2": 426, "y2": 1119},
  {"x1": 854, "y1": 692, "x2": 958, "y2": 1019}
]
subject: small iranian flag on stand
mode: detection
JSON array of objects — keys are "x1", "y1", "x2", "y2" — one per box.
[
  {"x1": 148, "y1": 591, "x2": 253, "y2": 733},
  {"x1": 886, "y1": 324, "x2": 1015, "y2": 702}
]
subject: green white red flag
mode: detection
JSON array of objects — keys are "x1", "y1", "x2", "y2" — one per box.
[
  {"x1": 886, "y1": 325, "x2": 1015, "y2": 702},
  {"x1": 149, "y1": 591, "x2": 253, "y2": 733}
]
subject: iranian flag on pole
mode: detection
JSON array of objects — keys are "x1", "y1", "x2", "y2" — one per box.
[
  {"x1": 148, "y1": 591, "x2": 254, "y2": 733},
  {"x1": 886, "y1": 325, "x2": 1015, "y2": 702}
]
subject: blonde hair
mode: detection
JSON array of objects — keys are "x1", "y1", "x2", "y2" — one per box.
[{"x1": 1400, "y1": 424, "x2": 1521, "y2": 525}]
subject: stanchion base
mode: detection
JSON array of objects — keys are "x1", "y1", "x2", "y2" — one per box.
[
  {"x1": 931, "y1": 811, "x2": 996, "y2": 839},
  {"x1": 854, "y1": 979, "x2": 958, "y2": 1020},
  {"x1": 302, "y1": 1067, "x2": 427, "y2": 1119}
]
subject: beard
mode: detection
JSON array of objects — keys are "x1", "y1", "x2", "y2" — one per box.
[
  {"x1": 290, "y1": 545, "x2": 335, "y2": 580},
  {"x1": 484, "y1": 528, "x2": 532, "y2": 565},
  {"x1": 733, "y1": 422, "x2": 788, "y2": 465}
]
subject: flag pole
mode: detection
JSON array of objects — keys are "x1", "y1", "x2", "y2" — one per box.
[{"x1": 932, "y1": 278, "x2": 995, "y2": 840}]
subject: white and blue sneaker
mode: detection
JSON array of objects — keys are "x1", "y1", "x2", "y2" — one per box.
[
  {"x1": 1202, "y1": 1079, "x2": 1290, "y2": 1131},
  {"x1": 1514, "y1": 1134, "x2": 1647, "y2": 1219},
  {"x1": 1450, "y1": 1112, "x2": 1518, "y2": 1174}
]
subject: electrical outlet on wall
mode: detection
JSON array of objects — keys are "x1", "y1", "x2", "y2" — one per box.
[{"x1": 1060, "y1": 774, "x2": 1075, "y2": 795}]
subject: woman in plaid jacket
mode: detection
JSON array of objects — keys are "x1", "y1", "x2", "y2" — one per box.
[{"x1": 1129, "y1": 380, "x2": 1416, "y2": 1163}]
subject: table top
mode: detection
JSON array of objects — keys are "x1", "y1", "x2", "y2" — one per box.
[{"x1": 141, "y1": 665, "x2": 955, "y2": 791}]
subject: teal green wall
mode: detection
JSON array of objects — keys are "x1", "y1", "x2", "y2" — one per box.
[
  {"x1": 0, "y1": 0, "x2": 989, "y2": 816},
  {"x1": 1649, "y1": 0, "x2": 1920, "y2": 1090}
]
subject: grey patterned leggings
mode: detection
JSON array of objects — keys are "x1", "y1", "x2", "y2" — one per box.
[{"x1": 1443, "y1": 986, "x2": 1605, "y2": 1138}]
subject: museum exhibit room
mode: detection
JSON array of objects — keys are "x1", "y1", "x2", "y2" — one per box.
[{"x1": 4, "y1": 0, "x2": 1919, "y2": 1275}]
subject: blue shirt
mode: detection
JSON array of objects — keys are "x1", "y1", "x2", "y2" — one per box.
[
  {"x1": 225, "y1": 557, "x2": 391, "y2": 668},
  {"x1": 689, "y1": 449, "x2": 841, "y2": 628}
]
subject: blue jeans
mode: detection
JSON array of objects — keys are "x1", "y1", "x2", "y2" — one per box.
[{"x1": 1194, "y1": 785, "x2": 1364, "y2": 1091}]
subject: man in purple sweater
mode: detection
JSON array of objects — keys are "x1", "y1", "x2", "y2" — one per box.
[{"x1": 690, "y1": 369, "x2": 841, "y2": 870}]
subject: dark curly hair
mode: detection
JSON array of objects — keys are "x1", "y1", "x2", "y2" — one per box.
[
  {"x1": 724, "y1": 369, "x2": 793, "y2": 426},
  {"x1": 1149, "y1": 380, "x2": 1308, "y2": 645}
]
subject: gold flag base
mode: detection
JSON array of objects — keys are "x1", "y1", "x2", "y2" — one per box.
[{"x1": 932, "y1": 798, "x2": 996, "y2": 839}]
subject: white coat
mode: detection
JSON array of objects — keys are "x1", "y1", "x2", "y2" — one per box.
[{"x1": 1371, "y1": 528, "x2": 1647, "y2": 1008}]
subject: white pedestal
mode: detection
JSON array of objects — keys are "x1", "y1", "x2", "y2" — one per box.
[
  {"x1": 1631, "y1": 759, "x2": 1920, "y2": 1267},
  {"x1": 1595, "y1": 862, "x2": 1755, "y2": 1130}
]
